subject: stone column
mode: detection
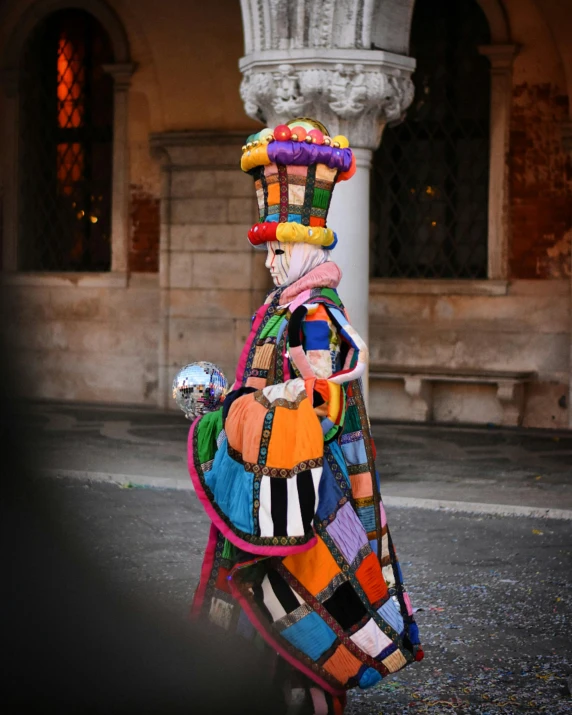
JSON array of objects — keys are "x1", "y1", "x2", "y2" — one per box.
[
  {"x1": 478, "y1": 45, "x2": 518, "y2": 281},
  {"x1": 562, "y1": 117, "x2": 572, "y2": 428},
  {"x1": 102, "y1": 62, "x2": 137, "y2": 274},
  {"x1": 239, "y1": 53, "x2": 413, "y2": 362},
  {"x1": 238, "y1": 2, "x2": 416, "y2": 365}
]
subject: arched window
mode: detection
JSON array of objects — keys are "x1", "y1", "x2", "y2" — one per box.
[
  {"x1": 18, "y1": 9, "x2": 114, "y2": 271},
  {"x1": 371, "y1": 0, "x2": 491, "y2": 279}
]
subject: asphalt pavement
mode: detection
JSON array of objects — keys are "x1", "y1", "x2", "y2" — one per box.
[
  {"x1": 10, "y1": 401, "x2": 572, "y2": 713},
  {"x1": 44, "y1": 477, "x2": 571, "y2": 714},
  {"x1": 16, "y1": 400, "x2": 572, "y2": 516}
]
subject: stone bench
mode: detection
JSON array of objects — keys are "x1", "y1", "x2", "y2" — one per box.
[{"x1": 369, "y1": 366, "x2": 536, "y2": 426}]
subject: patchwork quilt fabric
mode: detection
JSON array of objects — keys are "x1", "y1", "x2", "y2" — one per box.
[
  {"x1": 254, "y1": 162, "x2": 338, "y2": 228},
  {"x1": 189, "y1": 287, "x2": 423, "y2": 695}
]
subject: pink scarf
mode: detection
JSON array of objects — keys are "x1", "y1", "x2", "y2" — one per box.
[{"x1": 278, "y1": 261, "x2": 342, "y2": 305}]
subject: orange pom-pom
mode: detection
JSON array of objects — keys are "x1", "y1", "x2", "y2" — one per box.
[
  {"x1": 290, "y1": 126, "x2": 307, "y2": 142},
  {"x1": 337, "y1": 152, "x2": 356, "y2": 182}
]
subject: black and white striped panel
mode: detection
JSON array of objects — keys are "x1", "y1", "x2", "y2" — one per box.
[
  {"x1": 258, "y1": 467, "x2": 322, "y2": 538},
  {"x1": 259, "y1": 569, "x2": 306, "y2": 622}
]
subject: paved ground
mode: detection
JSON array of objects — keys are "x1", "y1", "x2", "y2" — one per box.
[
  {"x1": 45, "y1": 477, "x2": 572, "y2": 714},
  {"x1": 11, "y1": 401, "x2": 572, "y2": 712},
  {"x1": 16, "y1": 400, "x2": 572, "y2": 514}
]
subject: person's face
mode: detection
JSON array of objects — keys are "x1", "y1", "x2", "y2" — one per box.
[{"x1": 265, "y1": 241, "x2": 292, "y2": 286}]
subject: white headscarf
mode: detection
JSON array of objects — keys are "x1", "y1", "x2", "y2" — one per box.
[{"x1": 283, "y1": 242, "x2": 331, "y2": 287}]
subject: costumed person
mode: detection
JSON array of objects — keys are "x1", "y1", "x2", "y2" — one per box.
[{"x1": 188, "y1": 118, "x2": 423, "y2": 714}]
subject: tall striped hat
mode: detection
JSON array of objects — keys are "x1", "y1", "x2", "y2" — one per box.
[{"x1": 241, "y1": 118, "x2": 356, "y2": 250}]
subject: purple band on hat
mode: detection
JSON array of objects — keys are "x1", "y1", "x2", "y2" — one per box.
[{"x1": 267, "y1": 142, "x2": 353, "y2": 171}]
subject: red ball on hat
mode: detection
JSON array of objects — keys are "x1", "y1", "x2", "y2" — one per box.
[
  {"x1": 274, "y1": 124, "x2": 292, "y2": 141},
  {"x1": 307, "y1": 128, "x2": 324, "y2": 145}
]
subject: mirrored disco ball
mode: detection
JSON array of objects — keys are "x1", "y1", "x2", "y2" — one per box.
[{"x1": 172, "y1": 362, "x2": 229, "y2": 420}]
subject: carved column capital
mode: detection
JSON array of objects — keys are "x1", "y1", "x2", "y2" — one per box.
[{"x1": 239, "y1": 50, "x2": 415, "y2": 150}]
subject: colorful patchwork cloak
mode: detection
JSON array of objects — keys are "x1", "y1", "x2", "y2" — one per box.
[{"x1": 188, "y1": 267, "x2": 422, "y2": 697}]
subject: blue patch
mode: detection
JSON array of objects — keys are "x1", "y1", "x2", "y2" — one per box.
[
  {"x1": 377, "y1": 642, "x2": 397, "y2": 660},
  {"x1": 302, "y1": 319, "x2": 330, "y2": 350},
  {"x1": 316, "y1": 456, "x2": 345, "y2": 521},
  {"x1": 357, "y1": 504, "x2": 376, "y2": 532},
  {"x1": 286, "y1": 214, "x2": 302, "y2": 223},
  {"x1": 321, "y1": 417, "x2": 334, "y2": 437},
  {"x1": 204, "y1": 442, "x2": 254, "y2": 535},
  {"x1": 408, "y1": 622, "x2": 420, "y2": 645},
  {"x1": 236, "y1": 609, "x2": 256, "y2": 640},
  {"x1": 341, "y1": 437, "x2": 367, "y2": 465},
  {"x1": 358, "y1": 667, "x2": 382, "y2": 689},
  {"x1": 281, "y1": 612, "x2": 337, "y2": 661},
  {"x1": 377, "y1": 599, "x2": 404, "y2": 635}
]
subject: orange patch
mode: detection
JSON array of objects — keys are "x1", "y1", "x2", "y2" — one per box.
[
  {"x1": 266, "y1": 182, "x2": 280, "y2": 206},
  {"x1": 349, "y1": 472, "x2": 374, "y2": 499},
  {"x1": 309, "y1": 216, "x2": 326, "y2": 227},
  {"x1": 323, "y1": 644, "x2": 363, "y2": 685},
  {"x1": 355, "y1": 552, "x2": 388, "y2": 604},
  {"x1": 265, "y1": 400, "x2": 323, "y2": 469},
  {"x1": 245, "y1": 376, "x2": 267, "y2": 390},
  {"x1": 305, "y1": 304, "x2": 330, "y2": 322},
  {"x1": 225, "y1": 395, "x2": 267, "y2": 464},
  {"x1": 283, "y1": 535, "x2": 341, "y2": 595}
]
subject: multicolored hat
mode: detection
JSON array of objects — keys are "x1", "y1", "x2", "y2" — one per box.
[{"x1": 241, "y1": 118, "x2": 356, "y2": 250}]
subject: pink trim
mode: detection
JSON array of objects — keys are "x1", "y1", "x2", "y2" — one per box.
[
  {"x1": 379, "y1": 501, "x2": 387, "y2": 528},
  {"x1": 288, "y1": 288, "x2": 312, "y2": 312},
  {"x1": 187, "y1": 418, "x2": 317, "y2": 557},
  {"x1": 228, "y1": 576, "x2": 345, "y2": 697},
  {"x1": 279, "y1": 262, "x2": 342, "y2": 305},
  {"x1": 403, "y1": 592, "x2": 413, "y2": 617},
  {"x1": 343, "y1": 348, "x2": 355, "y2": 371},
  {"x1": 289, "y1": 345, "x2": 316, "y2": 380},
  {"x1": 232, "y1": 303, "x2": 269, "y2": 389},
  {"x1": 310, "y1": 688, "x2": 329, "y2": 714},
  {"x1": 190, "y1": 522, "x2": 219, "y2": 617}
]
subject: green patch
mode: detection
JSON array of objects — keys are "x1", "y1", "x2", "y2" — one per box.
[
  {"x1": 260, "y1": 314, "x2": 286, "y2": 339},
  {"x1": 196, "y1": 408, "x2": 224, "y2": 465},
  {"x1": 312, "y1": 187, "x2": 331, "y2": 209}
]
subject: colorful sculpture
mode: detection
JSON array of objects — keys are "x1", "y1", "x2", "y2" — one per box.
[{"x1": 187, "y1": 118, "x2": 423, "y2": 713}]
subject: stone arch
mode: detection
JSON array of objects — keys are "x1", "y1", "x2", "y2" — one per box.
[
  {"x1": 1, "y1": 0, "x2": 134, "y2": 273},
  {"x1": 3, "y1": 0, "x2": 131, "y2": 68},
  {"x1": 474, "y1": 0, "x2": 511, "y2": 44}
]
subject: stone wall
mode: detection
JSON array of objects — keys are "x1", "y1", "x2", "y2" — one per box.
[
  {"x1": 2, "y1": 274, "x2": 159, "y2": 404},
  {"x1": 368, "y1": 280, "x2": 570, "y2": 428},
  {"x1": 150, "y1": 133, "x2": 270, "y2": 408}
]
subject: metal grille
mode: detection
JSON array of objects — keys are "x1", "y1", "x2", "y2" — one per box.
[
  {"x1": 371, "y1": 0, "x2": 491, "y2": 279},
  {"x1": 18, "y1": 9, "x2": 113, "y2": 271}
]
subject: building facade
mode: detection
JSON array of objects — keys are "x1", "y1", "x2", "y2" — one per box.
[{"x1": 1, "y1": 0, "x2": 571, "y2": 428}]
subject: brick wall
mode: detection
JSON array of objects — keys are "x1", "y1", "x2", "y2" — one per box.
[
  {"x1": 129, "y1": 185, "x2": 160, "y2": 273},
  {"x1": 509, "y1": 83, "x2": 572, "y2": 279}
]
